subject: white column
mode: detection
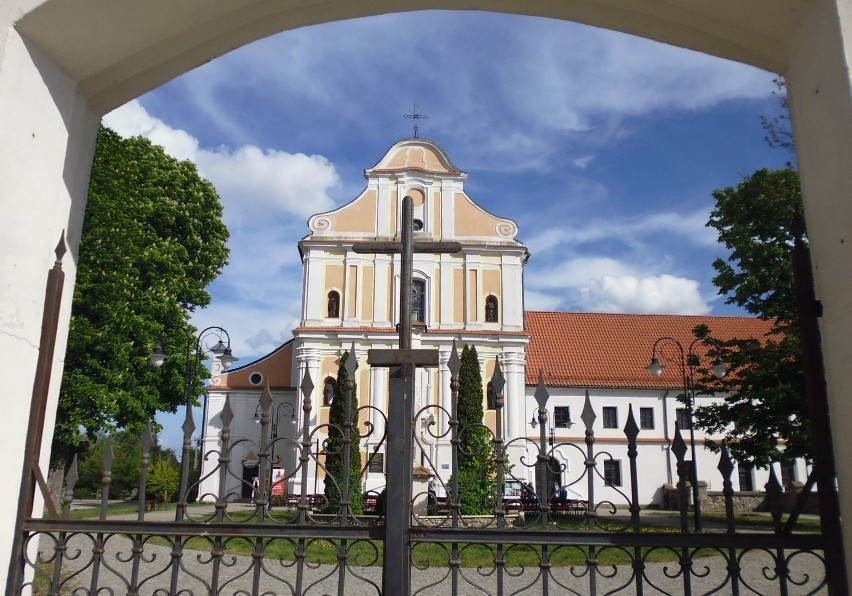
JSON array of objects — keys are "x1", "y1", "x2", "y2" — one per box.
[
  {"x1": 373, "y1": 254, "x2": 391, "y2": 327},
  {"x1": 369, "y1": 366, "x2": 387, "y2": 448},
  {"x1": 502, "y1": 351, "x2": 526, "y2": 441},
  {"x1": 302, "y1": 250, "x2": 325, "y2": 325},
  {"x1": 440, "y1": 254, "x2": 455, "y2": 329},
  {"x1": 440, "y1": 179, "x2": 456, "y2": 238},
  {"x1": 501, "y1": 253, "x2": 525, "y2": 332},
  {"x1": 438, "y1": 350, "x2": 452, "y2": 433},
  {"x1": 786, "y1": 4, "x2": 852, "y2": 584},
  {"x1": 0, "y1": 27, "x2": 100, "y2": 575},
  {"x1": 466, "y1": 255, "x2": 482, "y2": 330},
  {"x1": 297, "y1": 347, "x2": 322, "y2": 431}
]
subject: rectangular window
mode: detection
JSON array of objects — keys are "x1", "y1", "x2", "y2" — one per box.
[
  {"x1": 675, "y1": 408, "x2": 692, "y2": 430},
  {"x1": 602, "y1": 406, "x2": 618, "y2": 429},
  {"x1": 554, "y1": 406, "x2": 571, "y2": 428},
  {"x1": 412, "y1": 279, "x2": 426, "y2": 322},
  {"x1": 603, "y1": 460, "x2": 622, "y2": 487},
  {"x1": 639, "y1": 407, "x2": 655, "y2": 430},
  {"x1": 738, "y1": 465, "x2": 754, "y2": 491}
]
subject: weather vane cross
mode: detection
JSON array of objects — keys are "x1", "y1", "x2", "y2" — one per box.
[{"x1": 403, "y1": 103, "x2": 429, "y2": 138}]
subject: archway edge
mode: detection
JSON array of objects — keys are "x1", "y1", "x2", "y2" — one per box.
[{"x1": 15, "y1": 0, "x2": 800, "y2": 115}]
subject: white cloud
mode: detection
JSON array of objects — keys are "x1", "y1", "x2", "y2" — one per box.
[
  {"x1": 103, "y1": 100, "x2": 340, "y2": 360},
  {"x1": 524, "y1": 209, "x2": 716, "y2": 258},
  {"x1": 573, "y1": 155, "x2": 595, "y2": 169},
  {"x1": 582, "y1": 274, "x2": 711, "y2": 315},
  {"x1": 524, "y1": 289, "x2": 564, "y2": 311},
  {"x1": 525, "y1": 257, "x2": 712, "y2": 314},
  {"x1": 527, "y1": 257, "x2": 635, "y2": 290},
  {"x1": 103, "y1": 100, "x2": 339, "y2": 222}
]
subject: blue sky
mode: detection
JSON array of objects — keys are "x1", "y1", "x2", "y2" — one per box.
[{"x1": 102, "y1": 11, "x2": 791, "y2": 449}]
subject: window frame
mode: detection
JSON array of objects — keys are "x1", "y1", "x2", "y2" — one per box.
[
  {"x1": 554, "y1": 406, "x2": 571, "y2": 428},
  {"x1": 327, "y1": 290, "x2": 341, "y2": 319},
  {"x1": 412, "y1": 278, "x2": 427, "y2": 323},
  {"x1": 639, "y1": 407, "x2": 655, "y2": 430},
  {"x1": 322, "y1": 376, "x2": 336, "y2": 406},
  {"x1": 485, "y1": 295, "x2": 499, "y2": 323},
  {"x1": 602, "y1": 406, "x2": 618, "y2": 429},
  {"x1": 675, "y1": 407, "x2": 692, "y2": 430},
  {"x1": 603, "y1": 459, "x2": 622, "y2": 487}
]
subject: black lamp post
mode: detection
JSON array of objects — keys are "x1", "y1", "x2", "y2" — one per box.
[
  {"x1": 647, "y1": 336, "x2": 726, "y2": 532},
  {"x1": 149, "y1": 326, "x2": 238, "y2": 520}
]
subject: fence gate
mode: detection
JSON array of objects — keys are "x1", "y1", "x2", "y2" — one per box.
[{"x1": 8, "y1": 209, "x2": 848, "y2": 595}]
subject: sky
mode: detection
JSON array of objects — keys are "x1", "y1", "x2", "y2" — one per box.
[{"x1": 101, "y1": 10, "x2": 792, "y2": 450}]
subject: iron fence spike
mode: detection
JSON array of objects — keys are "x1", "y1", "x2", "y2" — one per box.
[
  {"x1": 671, "y1": 422, "x2": 687, "y2": 461},
  {"x1": 581, "y1": 390, "x2": 596, "y2": 430},
  {"x1": 346, "y1": 342, "x2": 358, "y2": 377},
  {"x1": 718, "y1": 441, "x2": 735, "y2": 479},
  {"x1": 623, "y1": 404, "x2": 639, "y2": 442},
  {"x1": 301, "y1": 368, "x2": 315, "y2": 400},
  {"x1": 220, "y1": 395, "x2": 235, "y2": 428},
  {"x1": 102, "y1": 437, "x2": 115, "y2": 471},
  {"x1": 260, "y1": 383, "x2": 273, "y2": 411},
  {"x1": 448, "y1": 340, "x2": 461, "y2": 376},
  {"x1": 141, "y1": 420, "x2": 154, "y2": 453},
  {"x1": 533, "y1": 370, "x2": 549, "y2": 410}
]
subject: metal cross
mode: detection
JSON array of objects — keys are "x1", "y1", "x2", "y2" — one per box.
[
  {"x1": 352, "y1": 196, "x2": 459, "y2": 595},
  {"x1": 403, "y1": 103, "x2": 429, "y2": 138}
]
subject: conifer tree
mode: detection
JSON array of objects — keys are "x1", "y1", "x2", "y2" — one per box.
[
  {"x1": 323, "y1": 351, "x2": 363, "y2": 514},
  {"x1": 455, "y1": 345, "x2": 495, "y2": 514}
]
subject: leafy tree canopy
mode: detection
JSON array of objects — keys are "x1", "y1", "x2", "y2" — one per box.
[
  {"x1": 54, "y1": 127, "x2": 229, "y2": 465},
  {"x1": 694, "y1": 168, "x2": 809, "y2": 466}
]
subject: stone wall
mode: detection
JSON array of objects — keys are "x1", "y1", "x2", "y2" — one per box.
[{"x1": 661, "y1": 482, "x2": 819, "y2": 514}]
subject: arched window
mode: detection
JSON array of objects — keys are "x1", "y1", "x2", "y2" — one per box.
[
  {"x1": 485, "y1": 295, "x2": 499, "y2": 322},
  {"x1": 327, "y1": 291, "x2": 340, "y2": 318},
  {"x1": 323, "y1": 376, "x2": 336, "y2": 406},
  {"x1": 412, "y1": 279, "x2": 426, "y2": 323}
]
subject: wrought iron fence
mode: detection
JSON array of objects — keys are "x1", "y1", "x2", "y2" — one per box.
[{"x1": 15, "y1": 347, "x2": 834, "y2": 595}]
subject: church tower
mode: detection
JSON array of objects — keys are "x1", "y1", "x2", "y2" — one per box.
[
  {"x1": 293, "y1": 138, "x2": 530, "y2": 493},
  {"x1": 203, "y1": 138, "x2": 530, "y2": 498}
]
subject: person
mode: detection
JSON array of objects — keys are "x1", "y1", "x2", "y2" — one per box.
[
  {"x1": 521, "y1": 481, "x2": 538, "y2": 506},
  {"x1": 252, "y1": 476, "x2": 260, "y2": 504}
]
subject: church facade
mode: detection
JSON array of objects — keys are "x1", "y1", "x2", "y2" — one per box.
[{"x1": 200, "y1": 138, "x2": 802, "y2": 506}]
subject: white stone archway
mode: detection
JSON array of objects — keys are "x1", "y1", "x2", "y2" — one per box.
[{"x1": 2, "y1": 0, "x2": 851, "y2": 588}]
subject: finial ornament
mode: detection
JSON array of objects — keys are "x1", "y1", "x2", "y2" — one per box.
[
  {"x1": 403, "y1": 103, "x2": 429, "y2": 138},
  {"x1": 54, "y1": 230, "x2": 67, "y2": 265}
]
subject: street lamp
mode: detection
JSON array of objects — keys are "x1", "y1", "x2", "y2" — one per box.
[
  {"x1": 149, "y1": 326, "x2": 238, "y2": 519},
  {"x1": 647, "y1": 336, "x2": 726, "y2": 532}
]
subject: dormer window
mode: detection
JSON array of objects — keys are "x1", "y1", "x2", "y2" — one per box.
[{"x1": 327, "y1": 291, "x2": 340, "y2": 318}]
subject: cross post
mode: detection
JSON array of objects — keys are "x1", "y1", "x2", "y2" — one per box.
[{"x1": 352, "y1": 196, "x2": 460, "y2": 595}]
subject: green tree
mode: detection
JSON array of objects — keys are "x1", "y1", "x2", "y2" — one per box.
[
  {"x1": 54, "y1": 126, "x2": 229, "y2": 465},
  {"x1": 454, "y1": 345, "x2": 495, "y2": 514},
  {"x1": 323, "y1": 351, "x2": 363, "y2": 515},
  {"x1": 693, "y1": 168, "x2": 809, "y2": 466},
  {"x1": 148, "y1": 459, "x2": 180, "y2": 503},
  {"x1": 76, "y1": 431, "x2": 142, "y2": 499}
]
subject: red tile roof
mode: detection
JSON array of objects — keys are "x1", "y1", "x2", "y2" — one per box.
[{"x1": 524, "y1": 312, "x2": 776, "y2": 388}]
